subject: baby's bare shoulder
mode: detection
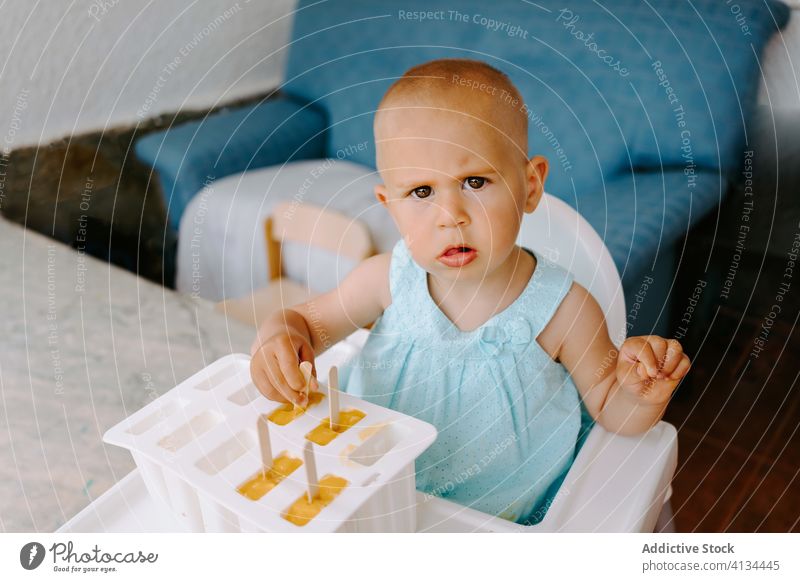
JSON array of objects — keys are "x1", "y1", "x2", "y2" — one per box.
[
  {"x1": 537, "y1": 282, "x2": 606, "y2": 361},
  {"x1": 346, "y1": 252, "x2": 392, "y2": 310}
]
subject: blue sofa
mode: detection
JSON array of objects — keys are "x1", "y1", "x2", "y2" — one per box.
[{"x1": 135, "y1": 0, "x2": 791, "y2": 336}]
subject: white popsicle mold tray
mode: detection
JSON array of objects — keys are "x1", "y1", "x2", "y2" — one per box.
[{"x1": 103, "y1": 353, "x2": 437, "y2": 532}]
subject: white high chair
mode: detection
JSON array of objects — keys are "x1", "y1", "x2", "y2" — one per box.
[
  {"x1": 312, "y1": 193, "x2": 678, "y2": 532},
  {"x1": 58, "y1": 194, "x2": 677, "y2": 534}
]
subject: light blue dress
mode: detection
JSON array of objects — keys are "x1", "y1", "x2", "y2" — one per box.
[{"x1": 339, "y1": 239, "x2": 594, "y2": 525}]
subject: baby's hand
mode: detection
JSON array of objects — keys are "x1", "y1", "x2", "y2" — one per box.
[
  {"x1": 250, "y1": 331, "x2": 319, "y2": 407},
  {"x1": 616, "y1": 336, "x2": 691, "y2": 405}
]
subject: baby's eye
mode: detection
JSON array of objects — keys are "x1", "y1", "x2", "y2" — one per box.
[
  {"x1": 409, "y1": 186, "x2": 432, "y2": 199},
  {"x1": 464, "y1": 177, "x2": 488, "y2": 190}
]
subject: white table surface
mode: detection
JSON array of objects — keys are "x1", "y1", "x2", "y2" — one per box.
[{"x1": 0, "y1": 218, "x2": 254, "y2": 532}]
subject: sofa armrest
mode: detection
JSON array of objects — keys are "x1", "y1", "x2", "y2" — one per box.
[{"x1": 135, "y1": 93, "x2": 327, "y2": 230}]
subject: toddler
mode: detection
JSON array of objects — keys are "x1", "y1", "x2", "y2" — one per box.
[{"x1": 250, "y1": 58, "x2": 691, "y2": 525}]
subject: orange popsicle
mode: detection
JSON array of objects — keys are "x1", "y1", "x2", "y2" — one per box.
[
  {"x1": 305, "y1": 409, "x2": 366, "y2": 446},
  {"x1": 283, "y1": 474, "x2": 348, "y2": 526},
  {"x1": 237, "y1": 454, "x2": 303, "y2": 500},
  {"x1": 268, "y1": 391, "x2": 324, "y2": 426}
]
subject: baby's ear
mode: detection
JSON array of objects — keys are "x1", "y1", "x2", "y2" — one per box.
[
  {"x1": 524, "y1": 155, "x2": 549, "y2": 213},
  {"x1": 374, "y1": 183, "x2": 389, "y2": 207}
]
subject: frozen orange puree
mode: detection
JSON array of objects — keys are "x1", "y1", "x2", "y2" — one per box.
[
  {"x1": 283, "y1": 475, "x2": 348, "y2": 526},
  {"x1": 268, "y1": 391, "x2": 324, "y2": 426},
  {"x1": 305, "y1": 409, "x2": 366, "y2": 445},
  {"x1": 237, "y1": 454, "x2": 303, "y2": 500}
]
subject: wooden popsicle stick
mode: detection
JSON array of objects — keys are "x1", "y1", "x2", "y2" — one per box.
[
  {"x1": 303, "y1": 440, "x2": 319, "y2": 503},
  {"x1": 328, "y1": 366, "x2": 340, "y2": 431},
  {"x1": 257, "y1": 414, "x2": 272, "y2": 469},
  {"x1": 296, "y1": 361, "x2": 314, "y2": 410}
]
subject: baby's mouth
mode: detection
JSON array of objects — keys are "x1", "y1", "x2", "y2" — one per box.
[{"x1": 437, "y1": 245, "x2": 478, "y2": 268}]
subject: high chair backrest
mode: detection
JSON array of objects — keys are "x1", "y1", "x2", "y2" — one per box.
[
  {"x1": 265, "y1": 202, "x2": 374, "y2": 281},
  {"x1": 517, "y1": 193, "x2": 626, "y2": 348}
]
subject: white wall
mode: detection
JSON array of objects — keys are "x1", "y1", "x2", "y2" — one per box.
[
  {"x1": 759, "y1": 4, "x2": 800, "y2": 109},
  {"x1": 0, "y1": 0, "x2": 297, "y2": 150}
]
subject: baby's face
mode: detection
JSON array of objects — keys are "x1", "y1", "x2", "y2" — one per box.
[{"x1": 374, "y1": 105, "x2": 547, "y2": 284}]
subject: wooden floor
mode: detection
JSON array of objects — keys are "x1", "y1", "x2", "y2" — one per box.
[{"x1": 661, "y1": 285, "x2": 799, "y2": 531}]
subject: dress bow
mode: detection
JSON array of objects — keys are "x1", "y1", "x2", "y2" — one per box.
[{"x1": 478, "y1": 317, "x2": 532, "y2": 356}]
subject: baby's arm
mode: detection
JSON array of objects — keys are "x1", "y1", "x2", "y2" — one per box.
[
  {"x1": 249, "y1": 253, "x2": 391, "y2": 405},
  {"x1": 542, "y1": 283, "x2": 691, "y2": 436}
]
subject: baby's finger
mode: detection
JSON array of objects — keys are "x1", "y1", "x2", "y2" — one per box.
[
  {"x1": 251, "y1": 361, "x2": 288, "y2": 403},
  {"x1": 645, "y1": 336, "x2": 669, "y2": 368},
  {"x1": 619, "y1": 338, "x2": 648, "y2": 380},
  {"x1": 619, "y1": 337, "x2": 644, "y2": 362},
  {"x1": 668, "y1": 354, "x2": 691, "y2": 380},
  {"x1": 636, "y1": 362, "x2": 651, "y2": 380},
  {"x1": 616, "y1": 356, "x2": 639, "y2": 386},
  {"x1": 658, "y1": 340, "x2": 684, "y2": 378},
  {"x1": 634, "y1": 341, "x2": 660, "y2": 377},
  {"x1": 251, "y1": 349, "x2": 274, "y2": 390},
  {"x1": 265, "y1": 354, "x2": 300, "y2": 404},
  {"x1": 275, "y1": 342, "x2": 305, "y2": 392}
]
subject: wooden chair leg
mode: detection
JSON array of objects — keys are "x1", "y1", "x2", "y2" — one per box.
[{"x1": 265, "y1": 217, "x2": 281, "y2": 281}]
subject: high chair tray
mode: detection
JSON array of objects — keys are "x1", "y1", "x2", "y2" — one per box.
[
  {"x1": 54, "y1": 467, "x2": 495, "y2": 533},
  {"x1": 58, "y1": 419, "x2": 677, "y2": 533},
  {"x1": 58, "y1": 329, "x2": 677, "y2": 533}
]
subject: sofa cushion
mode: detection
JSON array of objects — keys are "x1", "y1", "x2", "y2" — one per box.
[
  {"x1": 577, "y1": 167, "x2": 723, "y2": 287},
  {"x1": 136, "y1": 94, "x2": 328, "y2": 230},
  {"x1": 284, "y1": 0, "x2": 790, "y2": 198}
]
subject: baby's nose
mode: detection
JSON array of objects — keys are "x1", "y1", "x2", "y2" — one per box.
[{"x1": 436, "y1": 193, "x2": 471, "y2": 228}]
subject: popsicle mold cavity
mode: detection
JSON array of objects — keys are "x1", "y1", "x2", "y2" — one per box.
[
  {"x1": 195, "y1": 365, "x2": 236, "y2": 391},
  {"x1": 237, "y1": 454, "x2": 303, "y2": 500},
  {"x1": 195, "y1": 431, "x2": 256, "y2": 475},
  {"x1": 350, "y1": 422, "x2": 412, "y2": 467},
  {"x1": 227, "y1": 383, "x2": 260, "y2": 406},
  {"x1": 126, "y1": 399, "x2": 186, "y2": 435},
  {"x1": 157, "y1": 410, "x2": 222, "y2": 452},
  {"x1": 283, "y1": 474, "x2": 349, "y2": 526},
  {"x1": 268, "y1": 391, "x2": 324, "y2": 425},
  {"x1": 305, "y1": 409, "x2": 366, "y2": 446}
]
